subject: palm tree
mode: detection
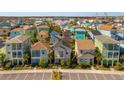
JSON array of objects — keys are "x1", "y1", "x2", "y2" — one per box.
[
  {"x1": 0, "y1": 53, "x2": 6, "y2": 68},
  {"x1": 95, "y1": 47, "x2": 102, "y2": 65},
  {"x1": 23, "y1": 54, "x2": 30, "y2": 65}
]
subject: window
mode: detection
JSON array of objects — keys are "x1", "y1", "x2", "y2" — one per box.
[
  {"x1": 59, "y1": 51, "x2": 63, "y2": 57},
  {"x1": 108, "y1": 52, "x2": 113, "y2": 58},
  {"x1": 18, "y1": 52, "x2": 22, "y2": 58},
  {"x1": 8, "y1": 52, "x2": 10, "y2": 54},
  {"x1": 80, "y1": 50, "x2": 83, "y2": 54},
  {"x1": 32, "y1": 50, "x2": 40, "y2": 57},
  {"x1": 17, "y1": 43, "x2": 22, "y2": 50},
  {"x1": 114, "y1": 52, "x2": 119, "y2": 58},
  {"x1": 66, "y1": 52, "x2": 68, "y2": 55},
  {"x1": 12, "y1": 44, "x2": 16, "y2": 50},
  {"x1": 12, "y1": 52, "x2": 16, "y2": 58}
]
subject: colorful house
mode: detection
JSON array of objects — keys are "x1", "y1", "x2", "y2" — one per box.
[
  {"x1": 74, "y1": 28, "x2": 85, "y2": 40},
  {"x1": 23, "y1": 26, "x2": 37, "y2": 38},
  {"x1": 97, "y1": 24, "x2": 113, "y2": 37},
  {"x1": 54, "y1": 41, "x2": 72, "y2": 63},
  {"x1": 37, "y1": 31, "x2": 49, "y2": 42},
  {"x1": 37, "y1": 25, "x2": 50, "y2": 32},
  {"x1": 50, "y1": 31, "x2": 60, "y2": 44},
  {"x1": 95, "y1": 35, "x2": 120, "y2": 66},
  {"x1": 31, "y1": 41, "x2": 50, "y2": 65},
  {"x1": 5, "y1": 35, "x2": 31, "y2": 65},
  {"x1": 75, "y1": 40, "x2": 95, "y2": 64},
  {"x1": 10, "y1": 28, "x2": 24, "y2": 38}
]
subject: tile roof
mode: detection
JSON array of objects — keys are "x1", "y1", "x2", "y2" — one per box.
[
  {"x1": 5, "y1": 35, "x2": 30, "y2": 43},
  {"x1": 38, "y1": 31, "x2": 49, "y2": 36},
  {"x1": 31, "y1": 41, "x2": 50, "y2": 50},
  {"x1": 76, "y1": 40, "x2": 95, "y2": 50},
  {"x1": 99, "y1": 24, "x2": 113, "y2": 31},
  {"x1": 95, "y1": 35, "x2": 119, "y2": 44},
  {"x1": 79, "y1": 54, "x2": 94, "y2": 59},
  {"x1": 37, "y1": 25, "x2": 50, "y2": 28},
  {"x1": 11, "y1": 28, "x2": 23, "y2": 31}
]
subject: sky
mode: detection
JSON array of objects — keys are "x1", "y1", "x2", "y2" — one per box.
[{"x1": 0, "y1": 12, "x2": 124, "y2": 16}]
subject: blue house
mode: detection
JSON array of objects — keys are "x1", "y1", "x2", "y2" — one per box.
[
  {"x1": 10, "y1": 28, "x2": 23, "y2": 38},
  {"x1": 74, "y1": 28, "x2": 85, "y2": 40},
  {"x1": 31, "y1": 41, "x2": 50, "y2": 65},
  {"x1": 50, "y1": 31, "x2": 60, "y2": 44}
]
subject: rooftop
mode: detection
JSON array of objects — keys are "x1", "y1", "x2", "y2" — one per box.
[
  {"x1": 31, "y1": 41, "x2": 50, "y2": 50},
  {"x1": 76, "y1": 39, "x2": 95, "y2": 50},
  {"x1": 99, "y1": 24, "x2": 113, "y2": 31},
  {"x1": 95, "y1": 35, "x2": 119, "y2": 44},
  {"x1": 38, "y1": 31, "x2": 49, "y2": 36},
  {"x1": 6, "y1": 35, "x2": 30, "y2": 43}
]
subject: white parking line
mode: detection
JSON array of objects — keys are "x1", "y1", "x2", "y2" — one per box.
[
  {"x1": 24, "y1": 73, "x2": 28, "y2": 80},
  {"x1": 93, "y1": 74, "x2": 97, "y2": 80},
  {"x1": 119, "y1": 74, "x2": 124, "y2": 80},
  {"x1": 85, "y1": 73, "x2": 88, "y2": 80},
  {"x1": 0, "y1": 74, "x2": 3, "y2": 79},
  {"x1": 69, "y1": 72, "x2": 71, "y2": 80},
  {"x1": 33, "y1": 73, "x2": 36, "y2": 80},
  {"x1": 42, "y1": 72, "x2": 45, "y2": 80},
  {"x1": 111, "y1": 74, "x2": 115, "y2": 80},
  {"x1": 6, "y1": 74, "x2": 11, "y2": 80},
  {"x1": 102, "y1": 74, "x2": 106, "y2": 80},
  {"x1": 77, "y1": 73, "x2": 80, "y2": 80},
  {"x1": 14, "y1": 74, "x2": 19, "y2": 80},
  {"x1": 51, "y1": 73, "x2": 52, "y2": 80}
]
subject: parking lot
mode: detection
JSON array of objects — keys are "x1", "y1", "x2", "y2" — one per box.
[{"x1": 0, "y1": 70, "x2": 124, "y2": 80}]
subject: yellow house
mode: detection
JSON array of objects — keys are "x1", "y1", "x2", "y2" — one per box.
[{"x1": 95, "y1": 35, "x2": 120, "y2": 66}]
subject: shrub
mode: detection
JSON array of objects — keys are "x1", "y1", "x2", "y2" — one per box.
[
  {"x1": 39, "y1": 59, "x2": 49, "y2": 68},
  {"x1": 52, "y1": 70, "x2": 61, "y2": 80},
  {"x1": 79, "y1": 62, "x2": 91, "y2": 69}
]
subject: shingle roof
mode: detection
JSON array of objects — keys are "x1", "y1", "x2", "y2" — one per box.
[
  {"x1": 38, "y1": 31, "x2": 49, "y2": 36},
  {"x1": 99, "y1": 24, "x2": 113, "y2": 31},
  {"x1": 95, "y1": 35, "x2": 119, "y2": 44},
  {"x1": 78, "y1": 54, "x2": 94, "y2": 59},
  {"x1": 31, "y1": 41, "x2": 50, "y2": 50},
  {"x1": 76, "y1": 40, "x2": 95, "y2": 50},
  {"x1": 5, "y1": 35, "x2": 30, "y2": 43}
]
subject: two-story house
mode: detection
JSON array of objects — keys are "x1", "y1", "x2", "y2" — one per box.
[
  {"x1": 95, "y1": 35, "x2": 120, "y2": 66},
  {"x1": 75, "y1": 40, "x2": 95, "y2": 64},
  {"x1": 5, "y1": 35, "x2": 31, "y2": 65},
  {"x1": 31, "y1": 41, "x2": 50, "y2": 65},
  {"x1": 53, "y1": 41, "x2": 71, "y2": 63}
]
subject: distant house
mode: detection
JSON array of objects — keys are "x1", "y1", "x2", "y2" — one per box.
[
  {"x1": 37, "y1": 25, "x2": 50, "y2": 32},
  {"x1": 95, "y1": 35, "x2": 120, "y2": 66},
  {"x1": 97, "y1": 24, "x2": 113, "y2": 37},
  {"x1": 5, "y1": 35, "x2": 31, "y2": 65},
  {"x1": 37, "y1": 31, "x2": 49, "y2": 42},
  {"x1": 10, "y1": 28, "x2": 23, "y2": 38},
  {"x1": 23, "y1": 25, "x2": 37, "y2": 38},
  {"x1": 50, "y1": 31, "x2": 60, "y2": 44},
  {"x1": 53, "y1": 41, "x2": 71, "y2": 63},
  {"x1": 74, "y1": 28, "x2": 85, "y2": 40},
  {"x1": 62, "y1": 30, "x2": 71, "y2": 44},
  {"x1": 75, "y1": 40, "x2": 95, "y2": 64},
  {"x1": 0, "y1": 39, "x2": 5, "y2": 54},
  {"x1": 31, "y1": 41, "x2": 50, "y2": 65}
]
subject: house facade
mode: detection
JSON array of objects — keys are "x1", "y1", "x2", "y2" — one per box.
[
  {"x1": 31, "y1": 41, "x2": 50, "y2": 65},
  {"x1": 54, "y1": 41, "x2": 71, "y2": 63},
  {"x1": 75, "y1": 40, "x2": 95, "y2": 64},
  {"x1": 5, "y1": 35, "x2": 31, "y2": 65},
  {"x1": 95, "y1": 35, "x2": 120, "y2": 66}
]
